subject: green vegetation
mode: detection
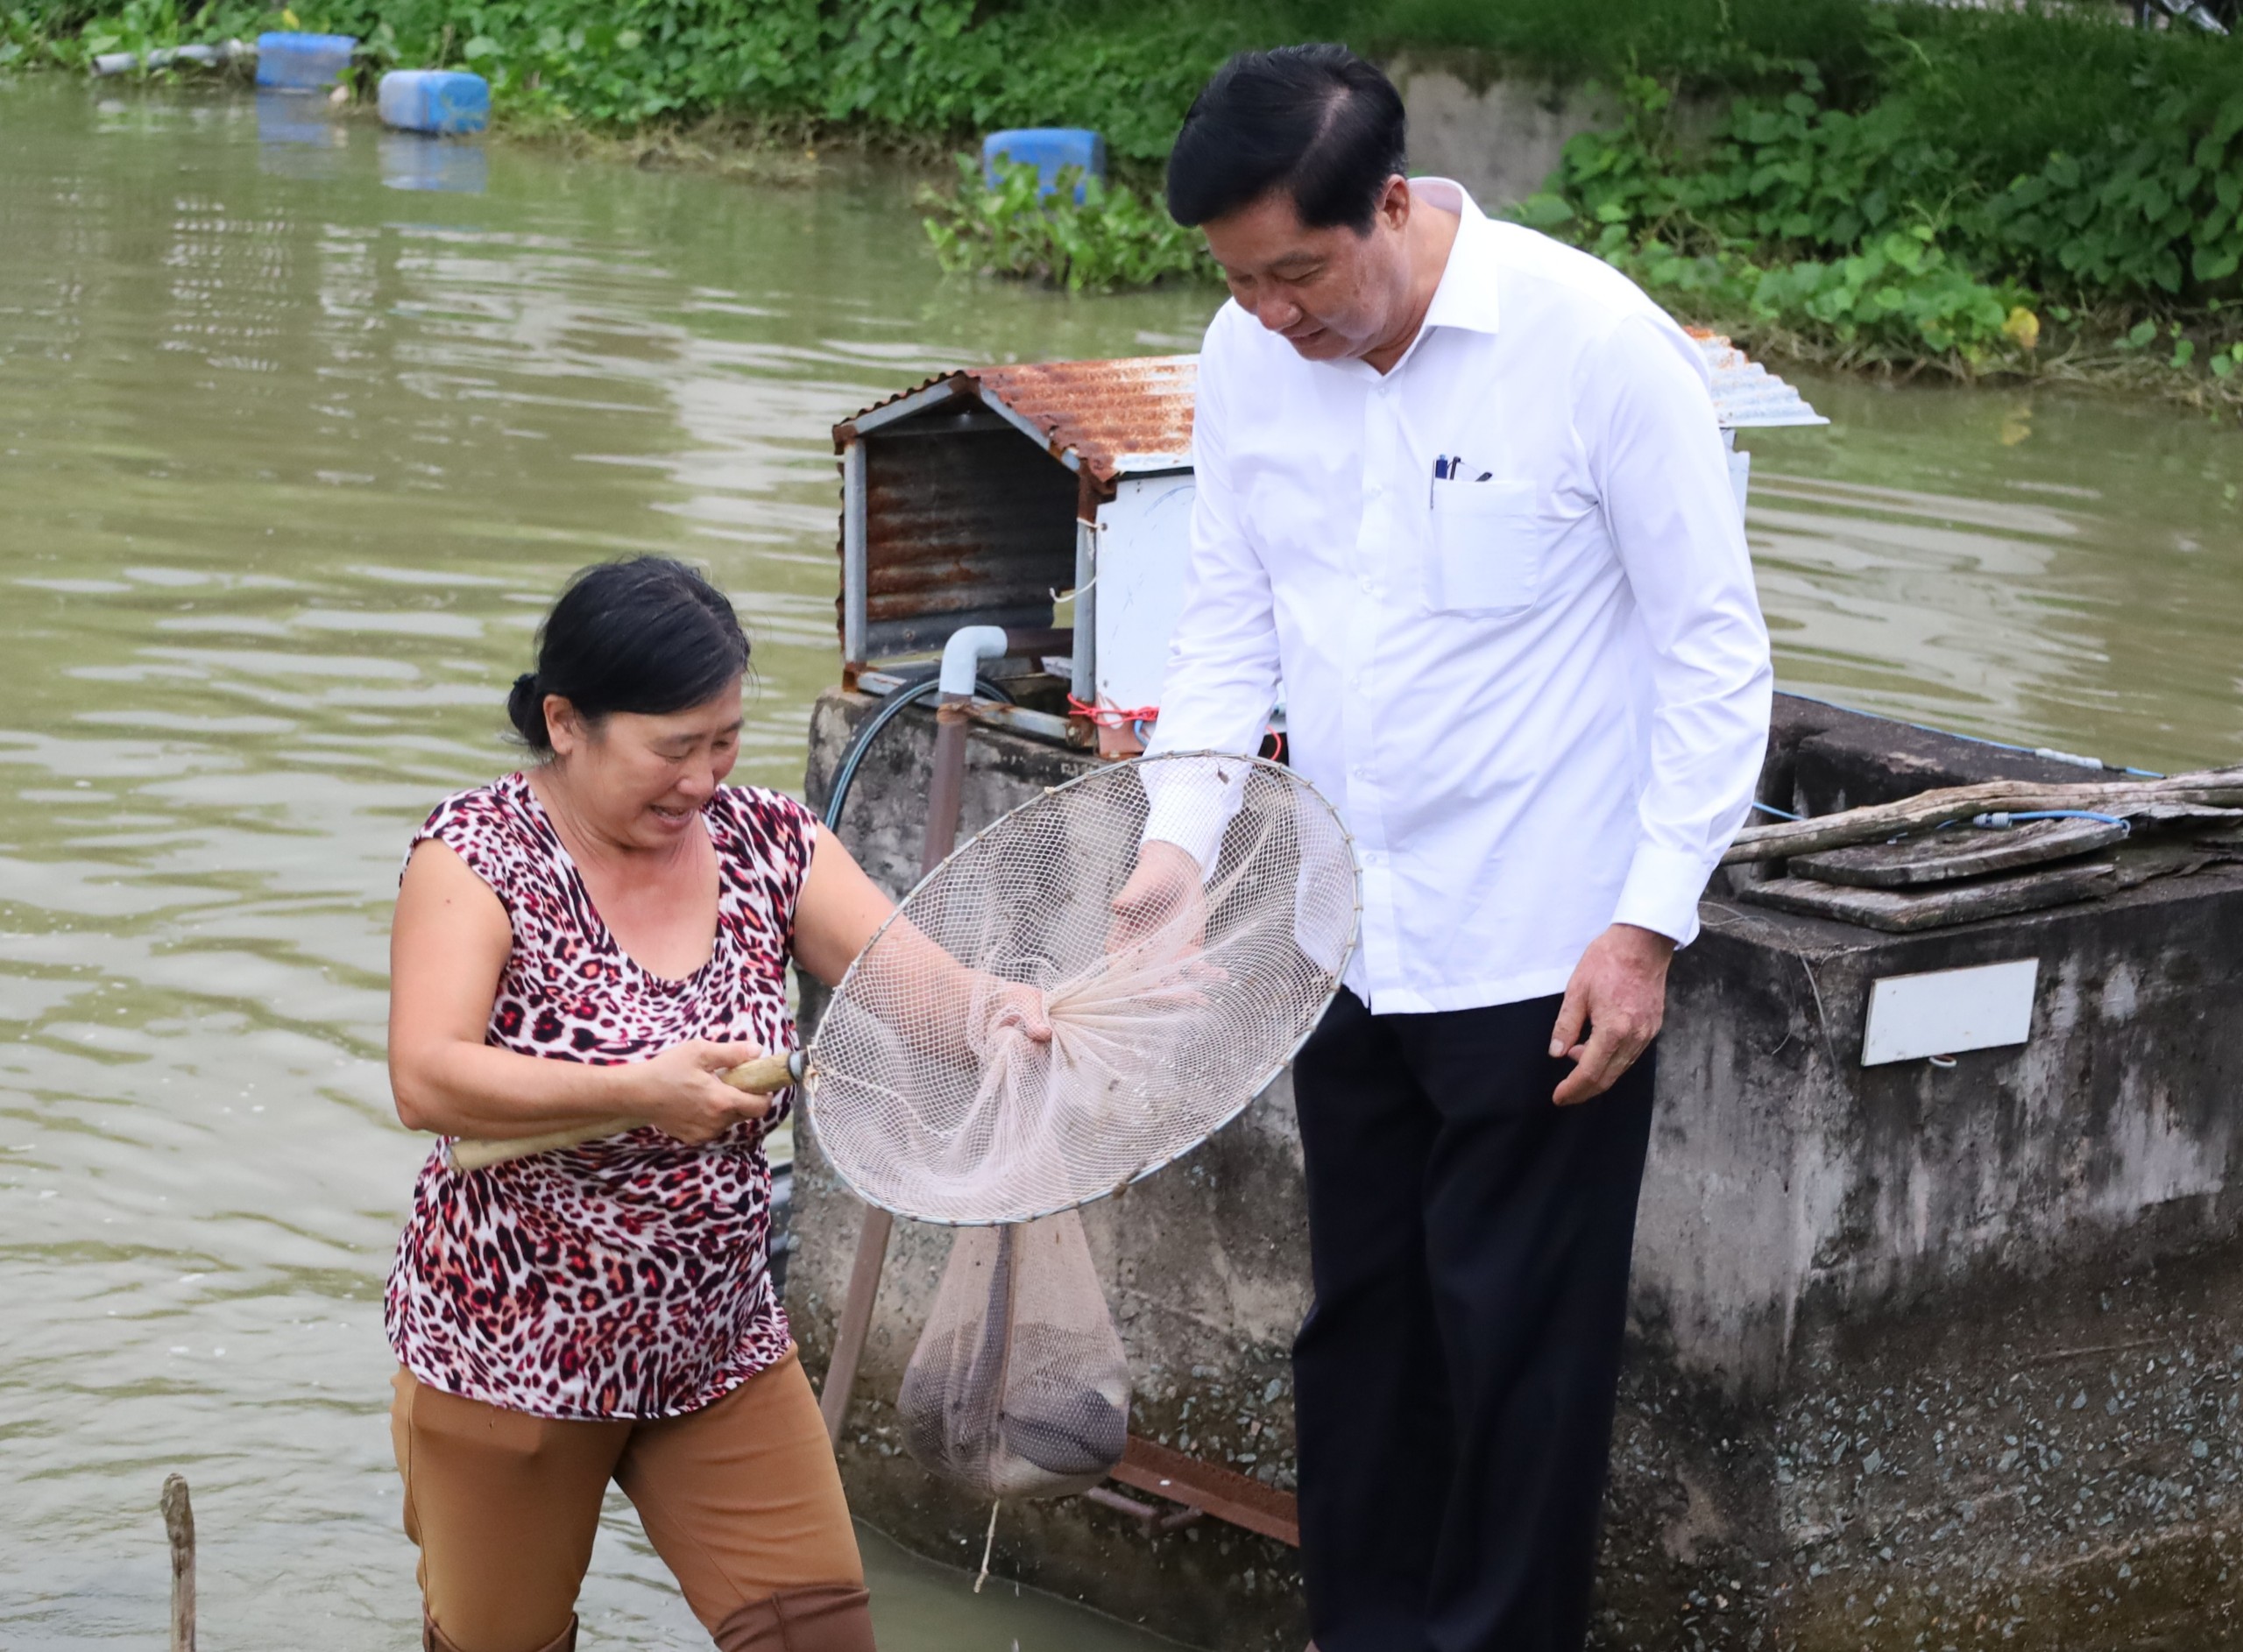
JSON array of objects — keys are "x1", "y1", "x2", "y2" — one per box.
[
  {"x1": 13, "y1": 0, "x2": 2243, "y2": 391},
  {"x1": 0, "y1": 0, "x2": 1246, "y2": 161},
  {"x1": 1518, "y1": 9, "x2": 2243, "y2": 379},
  {"x1": 922, "y1": 158, "x2": 1216, "y2": 293}
]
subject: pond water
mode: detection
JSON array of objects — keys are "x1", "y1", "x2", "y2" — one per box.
[{"x1": 0, "y1": 75, "x2": 2237, "y2": 1651}]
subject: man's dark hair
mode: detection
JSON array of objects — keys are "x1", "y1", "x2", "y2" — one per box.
[
  {"x1": 1165, "y1": 46, "x2": 1407, "y2": 234},
  {"x1": 508, "y1": 557, "x2": 749, "y2": 752}
]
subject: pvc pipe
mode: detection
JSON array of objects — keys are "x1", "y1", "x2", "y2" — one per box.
[
  {"x1": 938, "y1": 625, "x2": 1009, "y2": 698},
  {"x1": 92, "y1": 39, "x2": 249, "y2": 76}
]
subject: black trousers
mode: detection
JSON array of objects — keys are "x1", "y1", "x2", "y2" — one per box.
[{"x1": 1290, "y1": 989, "x2": 1656, "y2": 1652}]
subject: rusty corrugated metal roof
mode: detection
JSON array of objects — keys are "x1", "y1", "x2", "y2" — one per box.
[{"x1": 837, "y1": 354, "x2": 1198, "y2": 485}]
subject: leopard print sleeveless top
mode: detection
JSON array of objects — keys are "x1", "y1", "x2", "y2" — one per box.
[{"x1": 383, "y1": 772, "x2": 813, "y2": 1420}]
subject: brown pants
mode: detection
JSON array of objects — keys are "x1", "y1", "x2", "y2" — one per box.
[{"x1": 390, "y1": 1347, "x2": 872, "y2": 1652}]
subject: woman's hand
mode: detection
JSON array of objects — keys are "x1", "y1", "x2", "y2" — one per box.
[
  {"x1": 623, "y1": 1040, "x2": 776, "y2": 1144},
  {"x1": 974, "y1": 979, "x2": 1053, "y2": 1047}
]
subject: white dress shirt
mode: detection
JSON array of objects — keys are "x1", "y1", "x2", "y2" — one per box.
[{"x1": 1143, "y1": 180, "x2": 1773, "y2": 1014}]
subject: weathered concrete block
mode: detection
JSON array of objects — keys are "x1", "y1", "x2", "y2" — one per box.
[{"x1": 789, "y1": 686, "x2": 2243, "y2": 1650}]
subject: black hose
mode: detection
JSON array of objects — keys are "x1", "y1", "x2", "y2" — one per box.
[{"x1": 823, "y1": 672, "x2": 1014, "y2": 832}]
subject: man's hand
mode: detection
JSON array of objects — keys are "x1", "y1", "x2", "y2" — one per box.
[
  {"x1": 1108, "y1": 838, "x2": 1206, "y2": 951},
  {"x1": 1549, "y1": 923, "x2": 1674, "y2": 1106}
]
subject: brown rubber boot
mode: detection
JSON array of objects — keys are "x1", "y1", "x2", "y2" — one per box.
[
  {"x1": 422, "y1": 1614, "x2": 578, "y2": 1652},
  {"x1": 711, "y1": 1585, "x2": 876, "y2": 1652}
]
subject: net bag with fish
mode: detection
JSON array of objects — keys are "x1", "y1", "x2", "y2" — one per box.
[
  {"x1": 897, "y1": 1210, "x2": 1130, "y2": 1499},
  {"x1": 809, "y1": 751, "x2": 1361, "y2": 1226}
]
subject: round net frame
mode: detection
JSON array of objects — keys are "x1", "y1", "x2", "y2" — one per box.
[{"x1": 805, "y1": 752, "x2": 1361, "y2": 1226}]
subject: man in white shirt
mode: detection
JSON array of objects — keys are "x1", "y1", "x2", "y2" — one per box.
[{"x1": 1121, "y1": 45, "x2": 1773, "y2": 1652}]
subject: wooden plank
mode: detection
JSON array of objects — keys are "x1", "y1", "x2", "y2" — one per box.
[
  {"x1": 1792, "y1": 817, "x2": 2126, "y2": 888},
  {"x1": 161, "y1": 1474, "x2": 195, "y2": 1652},
  {"x1": 1109, "y1": 1435, "x2": 1300, "y2": 1547},
  {"x1": 1723, "y1": 766, "x2": 2243, "y2": 865},
  {"x1": 1738, "y1": 864, "x2": 2117, "y2": 933}
]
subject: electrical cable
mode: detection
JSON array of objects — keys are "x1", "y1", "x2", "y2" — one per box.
[
  {"x1": 1779, "y1": 690, "x2": 2163, "y2": 778},
  {"x1": 824, "y1": 671, "x2": 1014, "y2": 831},
  {"x1": 1969, "y1": 809, "x2": 2133, "y2": 832}
]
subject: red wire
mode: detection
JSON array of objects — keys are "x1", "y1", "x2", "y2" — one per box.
[
  {"x1": 1067, "y1": 695, "x2": 1286, "y2": 763},
  {"x1": 1067, "y1": 694, "x2": 1160, "y2": 729}
]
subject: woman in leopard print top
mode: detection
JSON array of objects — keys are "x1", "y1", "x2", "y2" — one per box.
[{"x1": 383, "y1": 558, "x2": 913, "y2": 1652}]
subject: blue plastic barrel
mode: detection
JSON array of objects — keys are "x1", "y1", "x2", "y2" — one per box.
[
  {"x1": 981, "y1": 129, "x2": 1107, "y2": 202},
  {"x1": 381, "y1": 133, "x2": 490, "y2": 193},
  {"x1": 379, "y1": 69, "x2": 491, "y2": 136},
  {"x1": 255, "y1": 32, "x2": 357, "y2": 91}
]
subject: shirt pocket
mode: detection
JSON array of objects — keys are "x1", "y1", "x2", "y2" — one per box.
[{"x1": 1424, "y1": 477, "x2": 1544, "y2": 617}]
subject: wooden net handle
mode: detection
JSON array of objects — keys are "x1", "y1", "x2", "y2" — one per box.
[{"x1": 442, "y1": 1050, "x2": 801, "y2": 1172}]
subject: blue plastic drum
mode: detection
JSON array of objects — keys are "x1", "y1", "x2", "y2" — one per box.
[
  {"x1": 254, "y1": 32, "x2": 357, "y2": 91},
  {"x1": 378, "y1": 70, "x2": 492, "y2": 137},
  {"x1": 981, "y1": 129, "x2": 1107, "y2": 203}
]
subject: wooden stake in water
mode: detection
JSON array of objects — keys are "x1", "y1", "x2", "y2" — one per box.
[{"x1": 160, "y1": 1473, "x2": 195, "y2": 1652}]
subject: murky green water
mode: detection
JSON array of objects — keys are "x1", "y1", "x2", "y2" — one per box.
[
  {"x1": 1, "y1": 75, "x2": 2238, "y2": 1650},
  {"x1": 1742, "y1": 372, "x2": 2243, "y2": 777},
  {"x1": 0, "y1": 80, "x2": 1200, "y2": 1650}
]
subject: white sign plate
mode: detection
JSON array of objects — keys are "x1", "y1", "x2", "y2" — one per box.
[{"x1": 1860, "y1": 958, "x2": 2040, "y2": 1067}]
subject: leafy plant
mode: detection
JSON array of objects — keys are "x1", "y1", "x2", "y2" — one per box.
[
  {"x1": 921, "y1": 156, "x2": 1217, "y2": 293},
  {"x1": 1514, "y1": 8, "x2": 2243, "y2": 372}
]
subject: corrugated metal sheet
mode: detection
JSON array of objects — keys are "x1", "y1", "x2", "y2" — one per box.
[
  {"x1": 1689, "y1": 329, "x2": 1829, "y2": 429},
  {"x1": 969, "y1": 355, "x2": 1197, "y2": 480},
  {"x1": 856, "y1": 404, "x2": 1079, "y2": 659},
  {"x1": 837, "y1": 355, "x2": 1197, "y2": 487}
]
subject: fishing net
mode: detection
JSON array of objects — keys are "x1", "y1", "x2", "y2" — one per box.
[
  {"x1": 805, "y1": 752, "x2": 1359, "y2": 1226},
  {"x1": 897, "y1": 1210, "x2": 1131, "y2": 1500}
]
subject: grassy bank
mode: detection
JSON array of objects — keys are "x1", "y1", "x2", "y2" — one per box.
[
  {"x1": 0, "y1": 0, "x2": 1991, "y2": 169},
  {"x1": 1513, "y1": 6, "x2": 2243, "y2": 400},
  {"x1": 14, "y1": 0, "x2": 2243, "y2": 400}
]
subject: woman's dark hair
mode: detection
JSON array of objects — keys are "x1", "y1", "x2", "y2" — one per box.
[
  {"x1": 1165, "y1": 46, "x2": 1407, "y2": 234},
  {"x1": 506, "y1": 557, "x2": 749, "y2": 752}
]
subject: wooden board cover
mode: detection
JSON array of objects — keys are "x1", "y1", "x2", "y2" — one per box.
[
  {"x1": 1739, "y1": 864, "x2": 2117, "y2": 933},
  {"x1": 1791, "y1": 817, "x2": 2126, "y2": 888}
]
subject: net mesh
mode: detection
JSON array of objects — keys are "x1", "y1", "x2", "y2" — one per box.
[
  {"x1": 807, "y1": 752, "x2": 1357, "y2": 1226},
  {"x1": 897, "y1": 1211, "x2": 1131, "y2": 1500}
]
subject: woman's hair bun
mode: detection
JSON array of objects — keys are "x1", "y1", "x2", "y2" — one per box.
[
  {"x1": 506, "y1": 672, "x2": 550, "y2": 752},
  {"x1": 508, "y1": 558, "x2": 749, "y2": 756}
]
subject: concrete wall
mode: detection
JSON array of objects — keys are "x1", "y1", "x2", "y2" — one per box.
[
  {"x1": 1388, "y1": 55, "x2": 1624, "y2": 210},
  {"x1": 789, "y1": 687, "x2": 2243, "y2": 1650},
  {"x1": 1386, "y1": 53, "x2": 1723, "y2": 212}
]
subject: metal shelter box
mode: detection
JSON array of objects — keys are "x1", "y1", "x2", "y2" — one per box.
[
  {"x1": 831, "y1": 339, "x2": 1819, "y2": 725},
  {"x1": 831, "y1": 356, "x2": 1197, "y2": 717}
]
